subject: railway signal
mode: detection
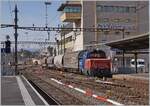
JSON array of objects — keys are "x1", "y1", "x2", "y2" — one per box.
[
  {"x1": 4, "y1": 35, "x2": 11, "y2": 54},
  {"x1": 5, "y1": 41, "x2": 11, "y2": 53}
]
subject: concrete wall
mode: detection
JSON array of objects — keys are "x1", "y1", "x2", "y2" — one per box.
[
  {"x1": 136, "y1": 1, "x2": 149, "y2": 72},
  {"x1": 81, "y1": 1, "x2": 97, "y2": 49},
  {"x1": 136, "y1": 1, "x2": 149, "y2": 34}
]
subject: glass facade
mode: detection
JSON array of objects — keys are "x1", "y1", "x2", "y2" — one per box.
[
  {"x1": 97, "y1": 5, "x2": 136, "y2": 13},
  {"x1": 63, "y1": 6, "x2": 81, "y2": 13}
]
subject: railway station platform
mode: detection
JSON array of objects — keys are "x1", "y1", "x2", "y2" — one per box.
[{"x1": 1, "y1": 75, "x2": 48, "y2": 105}]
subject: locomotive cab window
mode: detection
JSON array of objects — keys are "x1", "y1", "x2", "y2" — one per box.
[{"x1": 88, "y1": 50, "x2": 106, "y2": 58}]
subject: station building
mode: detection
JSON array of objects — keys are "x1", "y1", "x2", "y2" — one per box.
[{"x1": 57, "y1": 1, "x2": 149, "y2": 73}]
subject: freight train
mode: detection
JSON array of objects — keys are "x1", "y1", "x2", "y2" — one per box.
[{"x1": 41, "y1": 49, "x2": 112, "y2": 78}]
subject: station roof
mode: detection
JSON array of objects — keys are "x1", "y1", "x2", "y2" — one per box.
[
  {"x1": 57, "y1": 3, "x2": 81, "y2": 11},
  {"x1": 105, "y1": 33, "x2": 149, "y2": 51}
]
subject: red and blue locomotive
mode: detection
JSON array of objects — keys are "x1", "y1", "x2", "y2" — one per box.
[{"x1": 78, "y1": 49, "x2": 112, "y2": 78}]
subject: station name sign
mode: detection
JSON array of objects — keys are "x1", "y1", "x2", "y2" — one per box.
[{"x1": 97, "y1": 23, "x2": 136, "y2": 30}]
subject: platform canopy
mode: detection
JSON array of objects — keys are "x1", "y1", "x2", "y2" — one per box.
[{"x1": 105, "y1": 33, "x2": 149, "y2": 51}]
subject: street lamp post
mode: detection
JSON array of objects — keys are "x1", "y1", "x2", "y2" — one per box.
[
  {"x1": 45, "y1": 1, "x2": 51, "y2": 42},
  {"x1": 45, "y1": 1, "x2": 51, "y2": 28}
]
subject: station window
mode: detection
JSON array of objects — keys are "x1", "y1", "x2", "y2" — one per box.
[
  {"x1": 123, "y1": 7, "x2": 130, "y2": 13},
  {"x1": 103, "y1": 6, "x2": 109, "y2": 12},
  {"x1": 76, "y1": 7, "x2": 81, "y2": 12},
  {"x1": 125, "y1": 7, "x2": 130, "y2": 13},
  {"x1": 97, "y1": 5, "x2": 102, "y2": 11},
  {"x1": 113, "y1": 6, "x2": 118, "y2": 13},
  {"x1": 64, "y1": 6, "x2": 81, "y2": 13},
  {"x1": 64, "y1": 7, "x2": 69, "y2": 12},
  {"x1": 108, "y1": 6, "x2": 113, "y2": 12},
  {"x1": 118, "y1": 6, "x2": 124, "y2": 13}
]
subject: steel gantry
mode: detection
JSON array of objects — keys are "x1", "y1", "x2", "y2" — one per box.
[
  {"x1": 1, "y1": 41, "x2": 56, "y2": 45},
  {"x1": 1, "y1": 24, "x2": 125, "y2": 32}
]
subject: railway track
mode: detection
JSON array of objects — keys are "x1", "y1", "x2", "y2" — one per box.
[
  {"x1": 46, "y1": 69, "x2": 148, "y2": 104},
  {"x1": 24, "y1": 73, "x2": 88, "y2": 105},
  {"x1": 22, "y1": 65, "x2": 149, "y2": 105},
  {"x1": 28, "y1": 79, "x2": 60, "y2": 105},
  {"x1": 44, "y1": 69, "x2": 149, "y2": 105}
]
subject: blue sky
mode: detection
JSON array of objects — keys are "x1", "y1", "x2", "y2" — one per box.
[{"x1": 1, "y1": 0, "x2": 64, "y2": 49}]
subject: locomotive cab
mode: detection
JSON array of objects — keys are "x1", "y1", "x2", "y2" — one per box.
[{"x1": 79, "y1": 49, "x2": 112, "y2": 78}]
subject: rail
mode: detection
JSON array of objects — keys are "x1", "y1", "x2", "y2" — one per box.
[{"x1": 28, "y1": 79, "x2": 61, "y2": 105}]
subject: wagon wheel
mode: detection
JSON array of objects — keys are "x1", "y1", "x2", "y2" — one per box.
[{"x1": 88, "y1": 70, "x2": 95, "y2": 77}]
